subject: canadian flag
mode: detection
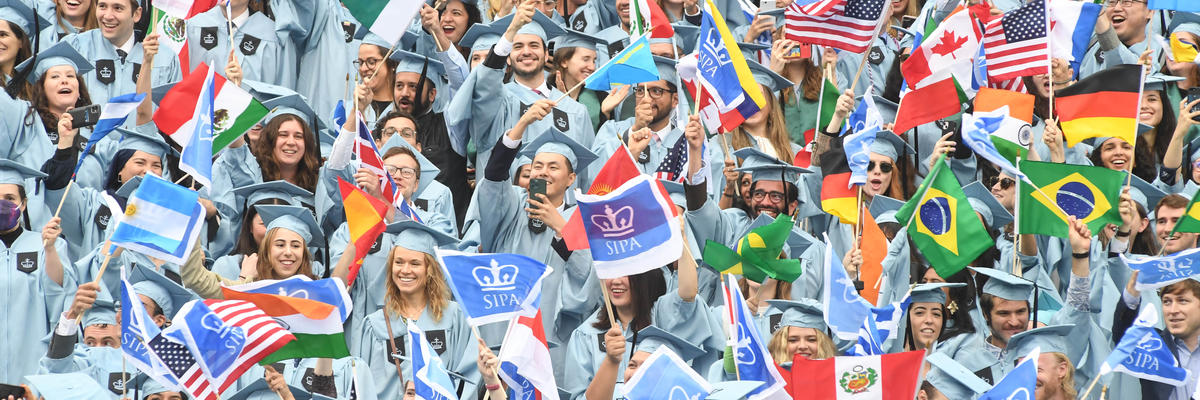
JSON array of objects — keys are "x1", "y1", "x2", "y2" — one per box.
[
  {"x1": 900, "y1": 5, "x2": 982, "y2": 92},
  {"x1": 789, "y1": 351, "x2": 925, "y2": 400},
  {"x1": 497, "y1": 311, "x2": 559, "y2": 400}
]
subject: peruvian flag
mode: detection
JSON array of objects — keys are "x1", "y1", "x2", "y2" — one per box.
[
  {"x1": 789, "y1": 351, "x2": 925, "y2": 400},
  {"x1": 152, "y1": 0, "x2": 217, "y2": 77},
  {"x1": 497, "y1": 311, "x2": 559, "y2": 400}
]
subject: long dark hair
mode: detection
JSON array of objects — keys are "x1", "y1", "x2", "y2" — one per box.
[
  {"x1": 918, "y1": 265, "x2": 976, "y2": 340},
  {"x1": 1134, "y1": 90, "x2": 1177, "y2": 183},
  {"x1": 31, "y1": 70, "x2": 93, "y2": 135},
  {"x1": 103, "y1": 149, "x2": 135, "y2": 192},
  {"x1": 1130, "y1": 201, "x2": 1160, "y2": 255},
  {"x1": 592, "y1": 269, "x2": 667, "y2": 333},
  {"x1": 903, "y1": 301, "x2": 947, "y2": 351},
  {"x1": 1, "y1": 20, "x2": 34, "y2": 99}
]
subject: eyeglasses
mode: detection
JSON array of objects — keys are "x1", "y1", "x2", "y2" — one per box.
[
  {"x1": 541, "y1": 0, "x2": 557, "y2": 6},
  {"x1": 1104, "y1": 0, "x2": 1145, "y2": 7},
  {"x1": 386, "y1": 166, "x2": 418, "y2": 179},
  {"x1": 353, "y1": 57, "x2": 383, "y2": 68},
  {"x1": 868, "y1": 161, "x2": 893, "y2": 173},
  {"x1": 751, "y1": 189, "x2": 786, "y2": 203},
  {"x1": 986, "y1": 176, "x2": 1015, "y2": 190},
  {"x1": 382, "y1": 126, "x2": 416, "y2": 139},
  {"x1": 633, "y1": 86, "x2": 675, "y2": 99}
]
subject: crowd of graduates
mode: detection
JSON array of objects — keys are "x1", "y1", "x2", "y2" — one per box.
[{"x1": 0, "y1": 0, "x2": 1199, "y2": 398}]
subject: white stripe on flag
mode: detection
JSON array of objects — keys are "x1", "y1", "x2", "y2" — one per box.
[
  {"x1": 99, "y1": 100, "x2": 141, "y2": 120},
  {"x1": 124, "y1": 198, "x2": 192, "y2": 241},
  {"x1": 834, "y1": 355, "x2": 884, "y2": 398}
]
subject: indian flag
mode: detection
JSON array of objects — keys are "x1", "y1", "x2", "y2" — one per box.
[
  {"x1": 221, "y1": 277, "x2": 352, "y2": 365},
  {"x1": 342, "y1": 0, "x2": 421, "y2": 46},
  {"x1": 153, "y1": 63, "x2": 269, "y2": 154}
]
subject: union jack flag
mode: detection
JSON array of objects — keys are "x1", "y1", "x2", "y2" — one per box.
[{"x1": 354, "y1": 111, "x2": 423, "y2": 223}]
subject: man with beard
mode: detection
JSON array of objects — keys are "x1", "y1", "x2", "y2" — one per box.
[
  {"x1": 1079, "y1": 0, "x2": 1159, "y2": 76},
  {"x1": 447, "y1": 1, "x2": 595, "y2": 187},
  {"x1": 590, "y1": 57, "x2": 684, "y2": 176}
]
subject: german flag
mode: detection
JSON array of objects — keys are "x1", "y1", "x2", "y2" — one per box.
[
  {"x1": 1054, "y1": 64, "x2": 1143, "y2": 147},
  {"x1": 820, "y1": 135, "x2": 858, "y2": 225}
]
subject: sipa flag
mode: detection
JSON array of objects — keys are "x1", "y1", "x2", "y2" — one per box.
[
  {"x1": 575, "y1": 174, "x2": 683, "y2": 279},
  {"x1": 1101, "y1": 304, "x2": 1191, "y2": 386},
  {"x1": 435, "y1": 250, "x2": 552, "y2": 326},
  {"x1": 120, "y1": 268, "x2": 180, "y2": 390},
  {"x1": 978, "y1": 347, "x2": 1038, "y2": 400},
  {"x1": 1121, "y1": 248, "x2": 1200, "y2": 291},
  {"x1": 821, "y1": 233, "x2": 872, "y2": 340},
  {"x1": 621, "y1": 347, "x2": 713, "y2": 400}
]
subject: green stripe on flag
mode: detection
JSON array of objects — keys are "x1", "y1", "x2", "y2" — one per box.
[
  {"x1": 213, "y1": 100, "x2": 268, "y2": 154},
  {"x1": 258, "y1": 333, "x2": 349, "y2": 365},
  {"x1": 342, "y1": 0, "x2": 388, "y2": 27}
]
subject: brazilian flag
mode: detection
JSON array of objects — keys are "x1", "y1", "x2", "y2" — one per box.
[
  {"x1": 1171, "y1": 190, "x2": 1200, "y2": 234},
  {"x1": 1018, "y1": 160, "x2": 1126, "y2": 238},
  {"x1": 701, "y1": 214, "x2": 803, "y2": 283},
  {"x1": 895, "y1": 154, "x2": 992, "y2": 278}
]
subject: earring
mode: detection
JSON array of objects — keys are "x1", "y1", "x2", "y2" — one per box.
[{"x1": 947, "y1": 300, "x2": 959, "y2": 315}]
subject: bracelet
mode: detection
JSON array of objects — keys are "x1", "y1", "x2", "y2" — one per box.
[
  {"x1": 1115, "y1": 230, "x2": 1131, "y2": 238},
  {"x1": 722, "y1": 191, "x2": 735, "y2": 197},
  {"x1": 1072, "y1": 252, "x2": 1090, "y2": 259},
  {"x1": 1053, "y1": 80, "x2": 1071, "y2": 85},
  {"x1": 486, "y1": 384, "x2": 502, "y2": 391}
]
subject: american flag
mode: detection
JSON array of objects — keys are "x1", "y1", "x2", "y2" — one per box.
[
  {"x1": 654, "y1": 135, "x2": 689, "y2": 182},
  {"x1": 149, "y1": 300, "x2": 294, "y2": 400},
  {"x1": 983, "y1": 0, "x2": 1050, "y2": 83},
  {"x1": 784, "y1": 0, "x2": 886, "y2": 53}
]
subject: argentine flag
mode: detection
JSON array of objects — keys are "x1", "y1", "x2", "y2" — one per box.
[{"x1": 107, "y1": 174, "x2": 205, "y2": 264}]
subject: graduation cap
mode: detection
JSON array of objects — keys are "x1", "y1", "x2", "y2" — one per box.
[
  {"x1": 515, "y1": 10, "x2": 566, "y2": 42},
  {"x1": 706, "y1": 381, "x2": 766, "y2": 400},
  {"x1": 1168, "y1": 11, "x2": 1200, "y2": 36},
  {"x1": 1003, "y1": 324, "x2": 1075, "y2": 364},
  {"x1": 25, "y1": 373, "x2": 109, "y2": 400},
  {"x1": 361, "y1": 32, "x2": 392, "y2": 49},
  {"x1": 255, "y1": 204, "x2": 324, "y2": 247},
  {"x1": 963, "y1": 181, "x2": 1013, "y2": 228},
  {"x1": 870, "y1": 131, "x2": 915, "y2": 162},
  {"x1": 115, "y1": 127, "x2": 174, "y2": 161},
  {"x1": 82, "y1": 294, "x2": 118, "y2": 328},
  {"x1": 509, "y1": 155, "x2": 532, "y2": 179},
  {"x1": 128, "y1": 263, "x2": 198, "y2": 319},
  {"x1": 127, "y1": 373, "x2": 173, "y2": 398},
  {"x1": 263, "y1": 94, "x2": 326, "y2": 133},
  {"x1": 1144, "y1": 73, "x2": 1186, "y2": 92},
  {"x1": 659, "y1": 179, "x2": 686, "y2": 209},
  {"x1": 970, "y1": 267, "x2": 1034, "y2": 302},
  {"x1": 733, "y1": 147, "x2": 809, "y2": 183},
  {"x1": 387, "y1": 219, "x2": 459, "y2": 256},
  {"x1": 744, "y1": 59, "x2": 793, "y2": 93},
  {"x1": 0, "y1": 159, "x2": 45, "y2": 186},
  {"x1": 519, "y1": 128, "x2": 600, "y2": 172},
  {"x1": 924, "y1": 353, "x2": 992, "y2": 399},
  {"x1": 242, "y1": 79, "x2": 301, "y2": 103},
  {"x1": 633, "y1": 325, "x2": 706, "y2": 362},
  {"x1": 382, "y1": 131, "x2": 441, "y2": 197},
  {"x1": 652, "y1": 55, "x2": 679, "y2": 86},
  {"x1": 233, "y1": 180, "x2": 314, "y2": 208},
  {"x1": 392, "y1": 49, "x2": 447, "y2": 78},
  {"x1": 756, "y1": 7, "x2": 787, "y2": 30},
  {"x1": 869, "y1": 195, "x2": 904, "y2": 224},
  {"x1": 910, "y1": 282, "x2": 965, "y2": 305},
  {"x1": 765, "y1": 298, "x2": 826, "y2": 331},
  {"x1": 737, "y1": 41, "x2": 770, "y2": 52},
  {"x1": 648, "y1": 23, "x2": 701, "y2": 54},
  {"x1": 227, "y1": 379, "x2": 312, "y2": 400},
  {"x1": 16, "y1": 40, "x2": 93, "y2": 84},
  {"x1": 868, "y1": 95, "x2": 900, "y2": 126},
  {"x1": 1083, "y1": 124, "x2": 1150, "y2": 148},
  {"x1": 460, "y1": 16, "x2": 508, "y2": 53},
  {"x1": 1129, "y1": 174, "x2": 1167, "y2": 211},
  {"x1": 0, "y1": 0, "x2": 50, "y2": 35},
  {"x1": 552, "y1": 28, "x2": 606, "y2": 52}
]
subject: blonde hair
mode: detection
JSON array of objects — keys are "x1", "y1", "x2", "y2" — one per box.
[
  {"x1": 254, "y1": 228, "x2": 315, "y2": 280},
  {"x1": 731, "y1": 88, "x2": 794, "y2": 165},
  {"x1": 1050, "y1": 352, "x2": 1077, "y2": 399},
  {"x1": 384, "y1": 248, "x2": 450, "y2": 322},
  {"x1": 767, "y1": 326, "x2": 837, "y2": 364}
]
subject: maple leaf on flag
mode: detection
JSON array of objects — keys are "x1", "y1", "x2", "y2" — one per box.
[{"x1": 931, "y1": 30, "x2": 969, "y2": 57}]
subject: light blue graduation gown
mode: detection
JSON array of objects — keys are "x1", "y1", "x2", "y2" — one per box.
[
  {"x1": 1078, "y1": 36, "x2": 1159, "y2": 78},
  {"x1": 327, "y1": 223, "x2": 398, "y2": 354},
  {"x1": 0, "y1": 230, "x2": 73, "y2": 383},
  {"x1": 186, "y1": 8, "x2": 297, "y2": 88},
  {"x1": 589, "y1": 119, "x2": 685, "y2": 178},
  {"x1": 566, "y1": 0, "x2": 619, "y2": 33},
  {"x1": 835, "y1": 33, "x2": 909, "y2": 98},
  {"x1": 43, "y1": 181, "x2": 118, "y2": 264},
  {"x1": 61, "y1": 30, "x2": 181, "y2": 104},
  {"x1": 38, "y1": 345, "x2": 126, "y2": 399},
  {"x1": 292, "y1": 0, "x2": 357, "y2": 119},
  {"x1": 352, "y1": 303, "x2": 480, "y2": 400}
]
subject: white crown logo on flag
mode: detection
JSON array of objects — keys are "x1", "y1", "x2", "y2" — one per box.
[
  {"x1": 590, "y1": 204, "x2": 636, "y2": 238},
  {"x1": 473, "y1": 259, "x2": 519, "y2": 291}
]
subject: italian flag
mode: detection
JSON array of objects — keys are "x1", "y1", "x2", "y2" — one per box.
[
  {"x1": 221, "y1": 277, "x2": 352, "y2": 365},
  {"x1": 342, "y1": 0, "x2": 422, "y2": 46},
  {"x1": 789, "y1": 351, "x2": 925, "y2": 399},
  {"x1": 151, "y1": 0, "x2": 216, "y2": 77},
  {"x1": 153, "y1": 63, "x2": 269, "y2": 155}
]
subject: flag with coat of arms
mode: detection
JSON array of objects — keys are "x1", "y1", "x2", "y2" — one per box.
[
  {"x1": 1120, "y1": 248, "x2": 1200, "y2": 291},
  {"x1": 1101, "y1": 304, "x2": 1192, "y2": 386}
]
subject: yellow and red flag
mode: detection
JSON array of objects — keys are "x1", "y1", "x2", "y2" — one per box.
[{"x1": 337, "y1": 178, "x2": 390, "y2": 285}]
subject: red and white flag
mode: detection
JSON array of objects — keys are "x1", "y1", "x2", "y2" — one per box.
[
  {"x1": 784, "y1": 0, "x2": 887, "y2": 53},
  {"x1": 789, "y1": 350, "x2": 925, "y2": 400},
  {"x1": 497, "y1": 311, "x2": 559, "y2": 400},
  {"x1": 983, "y1": 0, "x2": 1050, "y2": 83},
  {"x1": 901, "y1": 5, "x2": 982, "y2": 90}
]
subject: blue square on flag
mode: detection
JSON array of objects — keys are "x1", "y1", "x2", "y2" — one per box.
[{"x1": 578, "y1": 180, "x2": 671, "y2": 261}]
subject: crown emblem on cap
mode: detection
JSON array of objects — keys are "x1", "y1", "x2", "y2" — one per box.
[
  {"x1": 473, "y1": 259, "x2": 518, "y2": 291},
  {"x1": 590, "y1": 205, "x2": 635, "y2": 238}
]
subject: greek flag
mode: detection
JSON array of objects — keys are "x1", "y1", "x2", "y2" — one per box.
[
  {"x1": 962, "y1": 106, "x2": 1030, "y2": 183},
  {"x1": 620, "y1": 347, "x2": 712, "y2": 400},
  {"x1": 1121, "y1": 248, "x2": 1200, "y2": 290},
  {"x1": 849, "y1": 293, "x2": 912, "y2": 356},
  {"x1": 120, "y1": 267, "x2": 180, "y2": 390},
  {"x1": 107, "y1": 174, "x2": 205, "y2": 264},
  {"x1": 409, "y1": 321, "x2": 458, "y2": 400},
  {"x1": 1100, "y1": 304, "x2": 1191, "y2": 386},
  {"x1": 435, "y1": 249, "x2": 551, "y2": 326},
  {"x1": 75, "y1": 93, "x2": 146, "y2": 176},
  {"x1": 979, "y1": 347, "x2": 1038, "y2": 400}
]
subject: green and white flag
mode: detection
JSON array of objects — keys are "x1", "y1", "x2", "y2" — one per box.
[{"x1": 342, "y1": 0, "x2": 421, "y2": 45}]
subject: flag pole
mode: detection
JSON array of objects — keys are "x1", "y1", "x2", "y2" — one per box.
[
  {"x1": 553, "y1": 80, "x2": 586, "y2": 103},
  {"x1": 1044, "y1": 0, "x2": 1054, "y2": 119},
  {"x1": 76, "y1": 248, "x2": 116, "y2": 326},
  {"x1": 226, "y1": 0, "x2": 236, "y2": 58},
  {"x1": 1099, "y1": 385, "x2": 1108, "y2": 400},
  {"x1": 1013, "y1": 156, "x2": 1022, "y2": 277},
  {"x1": 847, "y1": 9, "x2": 890, "y2": 96},
  {"x1": 724, "y1": 274, "x2": 742, "y2": 380},
  {"x1": 470, "y1": 325, "x2": 507, "y2": 400},
  {"x1": 44, "y1": 180, "x2": 74, "y2": 248},
  {"x1": 1078, "y1": 373, "x2": 1103, "y2": 400}
]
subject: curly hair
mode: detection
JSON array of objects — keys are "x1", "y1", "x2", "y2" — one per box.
[
  {"x1": 254, "y1": 114, "x2": 321, "y2": 192},
  {"x1": 384, "y1": 248, "x2": 451, "y2": 322},
  {"x1": 254, "y1": 227, "x2": 315, "y2": 280}
]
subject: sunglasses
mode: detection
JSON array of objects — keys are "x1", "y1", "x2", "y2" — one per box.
[
  {"x1": 987, "y1": 176, "x2": 1015, "y2": 190},
  {"x1": 868, "y1": 161, "x2": 893, "y2": 173}
]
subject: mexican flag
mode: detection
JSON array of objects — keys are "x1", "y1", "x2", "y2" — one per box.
[
  {"x1": 630, "y1": 0, "x2": 674, "y2": 39},
  {"x1": 154, "y1": 63, "x2": 269, "y2": 154},
  {"x1": 151, "y1": 0, "x2": 216, "y2": 77},
  {"x1": 789, "y1": 351, "x2": 925, "y2": 399},
  {"x1": 221, "y1": 277, "x2": 352, "y2": 365},
  {"x1": 342, "y1": 0, "x2": 421, "y2": 46}
]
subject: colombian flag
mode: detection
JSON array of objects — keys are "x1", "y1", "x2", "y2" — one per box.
[
  {"x1": 1054, "y1": 64, "x2": 1143, "y2": 147},
  {"x1": 690, "y1": 0, "x2": 767, "y2": 134},
  {"x1": 895, "y1": 154, "x2": 992, "y2": 278},
  {"x1": 1017, "y1": 160, "x2": 1126, "y2": 238},
  {"x1": 821, "y1": 135, "x2": 858, "y2": 225},
  {"x1": 337, "y1": 178, "x2": 390, "y2": 285}
]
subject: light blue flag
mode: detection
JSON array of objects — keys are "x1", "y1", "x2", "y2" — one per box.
[
  {"x1": 726, "y1": 275, "x2": 788, "y2": 399},
  {"x1": 107, "y1": 174, "x2": 205, "y2": 264},
  {"x1": 979, "y1": 346, "x2": 1038, "y2": 400},
  {"x1": 850, "y1": 293, "x2": 912, "y2": 356},
  {"x1": 1149, "y1": 0, "x2": 1200, "y2": 12},
  {"x1": 1121, "y1": 248, "x2": 1200, "y2": 291},
  {"x1": 1100, "y1": 304, "x2": 1191, "y2": 386},
  {"x1": 583, "y1": 34, "x2": 659, "y2": 91},
  {"x1": 120, "y1": 267, "x2": 180, "y2": 390},
  {"x1": 962, "y1": 107, "x2": 1030, "y2": 183},
  {"x1": 821, "y1": 233, "x2": 872, "y2": 340},
  {"x1": 180, "y1": 68, "x2": 215, "y2": 187},
  {"x1": 409, "y1": 321, "x2": 458, "y2": 400},
  {"x1": 842, "y1": 96, "x2": 880, "y2": 186},
  {"x1": 331, "y1": 99, "x2": 347, "y2": 128},
  {"x1": 161, "y1": 300, "x2": 246, "y2": 380},
  {"x1": 75, "y1": 92, "x2": 145, "y2": 176},
  {"x1": 620, "y1": 347, "x2": 712, "y2": 400},
  {"x1": 435, "y1": 249, "x2": 551, "y2": 326}
]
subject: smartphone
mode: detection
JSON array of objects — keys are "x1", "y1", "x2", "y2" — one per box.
[
  {"x1": 1188, "y1": 88, "x2": 1200, "y2": 123},
  {"x1": 66, "y1": 104, "x2": 102, "y2": 128},
  {"x1": 901, "y1": 15, "x2": 917, "y2": 28},
  {"x1": 0, "y1": 383, "x2": 25, "y2": 399},
  {"x1": 527, "y1": 178, "x2": 548, "y2": 233}
]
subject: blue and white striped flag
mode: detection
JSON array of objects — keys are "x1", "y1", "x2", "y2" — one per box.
[
  {"x1": 849, "y1": 292, "x2": 912, "y2": 356},
  {"x1": 74, "y1": 93, "x2": 145, "y2": 176},
  {"x1": 120, "y1": 267, "x2": 181, "y2": 390},
  {"x1": 179, "y1": 67, "x2": 216, "y2": 187},
  {"x1": 1121, "y1": 247, "x2": 1200, "y2": 291},
  {"x1": 409, "y1": 321, "x2": 458, "y2": 400},
  {"x1": 107, "y1": 174, "x2": 205, "y2": 264}
]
